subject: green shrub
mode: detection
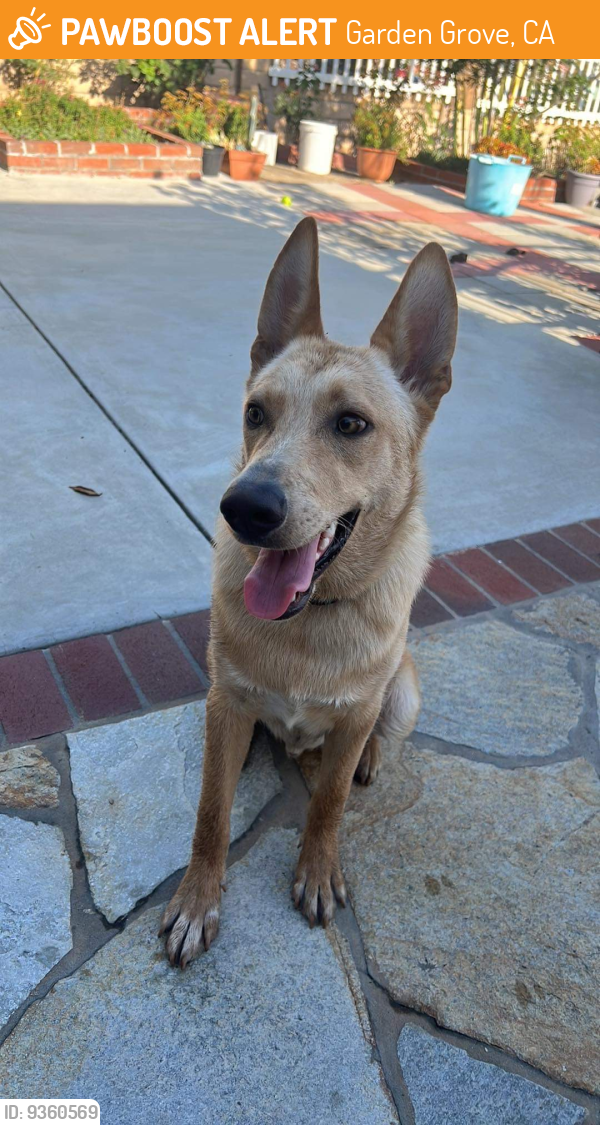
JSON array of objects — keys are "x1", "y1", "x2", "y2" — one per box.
[
  {"x1": 223, "y1": 102, "x2": 250, "y2": 148},
  {"x1": 0, "y1": 86, "x2": 152, "y2": 143},
  {"x1": 116, "y1": 59, "x2": 228, "y2": 103},
  {"x1": 549, "y1": 123, "x2": 600, "y2": 176},
  {"x1": 474, "y1": 110, "x2": 544, "y2": 171},
  {"x1": 416, "y1": 151, "x2": 469, "y2": 174},
  {"x1": 274, "y1": 67, "x2": 320, "y2": 143},
  {"x1": 353, "y1": 99, "x2": 407, "y2": 155},
  {"x1": 157, "y1": 87, "x2": 228, "y2": 145},
  {"x1": 1, "y1": 59, "x2": 73, "y2": 92}
]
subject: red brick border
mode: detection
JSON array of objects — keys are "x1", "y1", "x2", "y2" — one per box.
[
  {"x1": 411, "y1": 520, "x2": 600, "y2": 626},
  {"x1": 0, "y1": 128, "x2": 203, "y2": 179},
  {"x1": 396, "y1": 159, "x2": 561, "y2": 204},
  {"x1": 275, "y1": 146, "x2": 561, "y2": 204},
  {"x1": 0, "y1": 520, "x2": 598, "y2": 746}
]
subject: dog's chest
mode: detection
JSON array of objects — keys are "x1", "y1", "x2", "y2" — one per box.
[
  {"x1": 258, "y1": 689, "x2": 333, "y2": 755},
  {"x1": 222, "y1": 656, "x2": 362, "y2": 756}
]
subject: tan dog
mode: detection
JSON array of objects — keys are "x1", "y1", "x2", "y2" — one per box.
[{"x1": 161, "y1": 217, "x2": 458, "y2": 968}]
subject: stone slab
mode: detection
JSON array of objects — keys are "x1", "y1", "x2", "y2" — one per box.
[
  {"x1": 0, "y1": 818, "x2": 72, "y2": 1027},
  {"x1": 0, "y1": 745, "x2": 59, "y2": 808},
  {"x1": 339, "y1": 743, "x2": 600, "y2": 1092},
  {"x1": 68, "y1": 702, "x2": 282, "y2": 922},
  {"x1": 0, "y1": 830, "x2": 396, "y2": 1125},
  {"x1": 512, "y1": 590, "x2": 600, "y2": 648},
  {"x1": 414, "y1": 619, "x2": 582, "y2": 756},
  {"x1": 397, "y1": 1025, "x2": 585, "y2": 1125}
]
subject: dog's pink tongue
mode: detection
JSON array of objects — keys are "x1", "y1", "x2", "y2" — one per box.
[{"x1": 244, "y1": 534, "x2": 321, "y2": 619}]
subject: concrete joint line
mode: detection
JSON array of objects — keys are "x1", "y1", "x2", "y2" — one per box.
[{"x1": 0, "y1": 276, "x2": 214, "y2": 549}]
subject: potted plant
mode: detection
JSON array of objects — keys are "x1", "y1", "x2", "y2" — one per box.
[
  {"x1": 223, "y1": 100, "x2": 266, "y2": 181},
  {"x1": 274, "y1": 66, "x2": 320, "y2": 146},
  {"x1": 197, "y1": 86, "x2": 229, "y2": 177},
  {"x1": 202, "y1": 132, "x2": 226, "y2": 177},
  {"x1": 467, "y1": 111, "x2": 543, "y2": 216},
  {"x1": 157, "y1": 86, "x2": 228, "y2": 177},
  {"x1": 551, "y1": 123, "x2": 600, "y2": 208},
  {"x1": 353, "y1": 98, "x2": 408, "y2": 182}
]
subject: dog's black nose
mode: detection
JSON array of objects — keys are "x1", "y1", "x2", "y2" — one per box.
[{"x1": 220, "y1": 480, "x2": 287, "y2": 542}]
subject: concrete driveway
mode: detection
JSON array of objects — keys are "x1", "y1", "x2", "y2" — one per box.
[{"x1": 1, "y1": 170, "x2": 599, "y2": 654}]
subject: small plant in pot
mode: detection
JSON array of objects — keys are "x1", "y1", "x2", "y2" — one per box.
[
  {"x1": 466, "y1": 111, "x2": 544, "y2": 217},
  {"x1": 157, "y1": 86, "x2": 228, "y2": 176},
  {"x1": 202, "y1": 130, "x2": 227, "y2": 177},
  {"x1": 353, "y1": 97, "x2": 407, "y2": 182},
  {"x1": 274, "y1": 65, "x2": 320, "y2": 145},
  {"x1": 550, "y1": 123, "x2": 600, "y2": 208},
  {"x1": 473, "y1": 110, "x2": 544, "y2": 169},
  {"x1": 223, "y1": 99, "x2": 266, "y2": 181}
]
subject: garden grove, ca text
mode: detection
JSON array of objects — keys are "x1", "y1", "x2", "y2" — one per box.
[{"x1": 61, "y1": 16, "x2": 555, "y2": 48}]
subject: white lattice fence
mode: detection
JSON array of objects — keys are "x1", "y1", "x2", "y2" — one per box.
[
  {"x1": 268, "y1": 58, "x2": 455, "y2": 102},
  {"x1": 268, "y1": 58, "x2": 600, "y2": 124},
  {"x1": 476, "y1": 59, "x2": 600, "y2": 123}
]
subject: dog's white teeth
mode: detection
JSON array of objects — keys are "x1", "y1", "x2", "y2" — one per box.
[
  {"x1": 316, "y1": 523, "x2": 336, "y2": 559},
  {"x1": 317, "y1": 534, "x2": 332, "y2": 559}
]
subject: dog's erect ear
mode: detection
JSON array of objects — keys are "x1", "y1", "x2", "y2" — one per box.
[
  {"x1": 250, "y1": 217, "x2": 324, "y2": 376},
  {"x1": 371, "y1": 242, "x2": 458, "y2": 416}
]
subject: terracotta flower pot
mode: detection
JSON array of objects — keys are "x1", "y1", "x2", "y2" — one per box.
[
  {"x1": 227, "y1": 150, "x2": 266, "y2": 182},
  {"x1": 357, "y1": 146, "x2": 397, "y2": 183}
]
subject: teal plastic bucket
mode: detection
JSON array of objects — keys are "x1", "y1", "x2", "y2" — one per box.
[{"x1": 465, "y1": 154, "x2": 532, "y2": 217}]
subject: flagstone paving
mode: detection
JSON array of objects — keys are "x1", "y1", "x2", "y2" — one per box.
[
  {"x1": 0, "y1": 831, "x2": 396, "y2": 1125},
  {"x1": 413, "y1": 618, "x2": 584, "y2": 757},
  {"x1": 512, "y1": 589, "x2": 600, "y2": 647},
  {"x1": 1, "y1": 584, "x2": 599, "y2": 1121},
  {"x1": 0, "y1": 819, "x2": 72, "y2": 1026},
  {"x1": 339, "y1": 745, "x2": 600, "y2": 1092},
  {"x1": 397, "y1": 1026, "x2": 586, "y2": 1125},
  {"x1": 0, "y1": 745, "x2": 59, "y2": 808},
  {"x1": 69, "y1": 702, "x2": 281, "y2": 922}
]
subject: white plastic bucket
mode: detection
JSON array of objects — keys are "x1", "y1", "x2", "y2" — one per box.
[
  {"x1": 252, "y1": 130, "x2": 278, "y2": 167},
  {"x1": 298, "y1": 120, "x2": 337, "y2": 176}
]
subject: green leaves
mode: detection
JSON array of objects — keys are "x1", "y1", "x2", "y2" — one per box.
[
  {"x1": 273, "y1": 67, "x2": 321, "y2": 144},
  {"x1": 353, "y1": 100, "x2": 409, "y2": 156},
  {"x1": 550, "y1": 123, "x2": 600, "y2": 176},
  {"x1": 0, "y1": 86, "x2": 152, "y2": 143},
  {"x1": 115, "y1": 60, "x2": 228, "y2": 102}
]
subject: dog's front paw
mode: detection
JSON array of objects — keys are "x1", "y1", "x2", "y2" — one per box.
[
  {"x1": 354, "y1": 733, "x2": 382, "y2": 786},
  {"x1": 292, "y1": 844, "x2": 346, "y2": 928},
  {"x1": 159, "y1": 866, "x2": 222, "y2": 969}
]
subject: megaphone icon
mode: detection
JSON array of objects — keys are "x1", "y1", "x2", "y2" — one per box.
[{"x1": 8, "y1": 8, "x2": 51, "y2": 49}]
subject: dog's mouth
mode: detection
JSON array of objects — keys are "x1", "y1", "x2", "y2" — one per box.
[{"x1": 243, "y1": 510, "x2": 360, "y2": 621}]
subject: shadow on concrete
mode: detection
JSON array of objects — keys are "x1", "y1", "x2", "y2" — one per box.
[{"x1": 1, "y1": 176, "x2": 600, "y2": 655}]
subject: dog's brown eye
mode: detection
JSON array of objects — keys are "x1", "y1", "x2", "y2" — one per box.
[
  {"x1": 246, "y1": 404, "x2": 264, "y2": 427},
  {"x1": 337, "y1": 415, "x2": 367, "y2": 436}
]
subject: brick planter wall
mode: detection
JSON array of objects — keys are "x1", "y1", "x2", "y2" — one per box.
[
  {"x1": 396, "y1": 159, "x2": 467, "y2": 191},
  {"x1": 0, "y1": 129, "x2": 202, "y2": 178}
]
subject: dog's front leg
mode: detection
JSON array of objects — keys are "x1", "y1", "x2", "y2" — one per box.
[
  {"x1": 293, "y1": 706, "x2": 380, "y2": 927},
  {"x1": 160, "y1": 685, "x2": 256, "y2": 968}
]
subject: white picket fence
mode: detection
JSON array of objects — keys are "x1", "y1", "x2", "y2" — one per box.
[
  {"x1": 478, "y1": 59, "x2": 600, "y2": 123},
  {"x1": 268, "y1": 58, "x2": 454, "y2": 100},
  {"x1": 268, "y1": 58, "x2": 600, "y2": 123}
]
